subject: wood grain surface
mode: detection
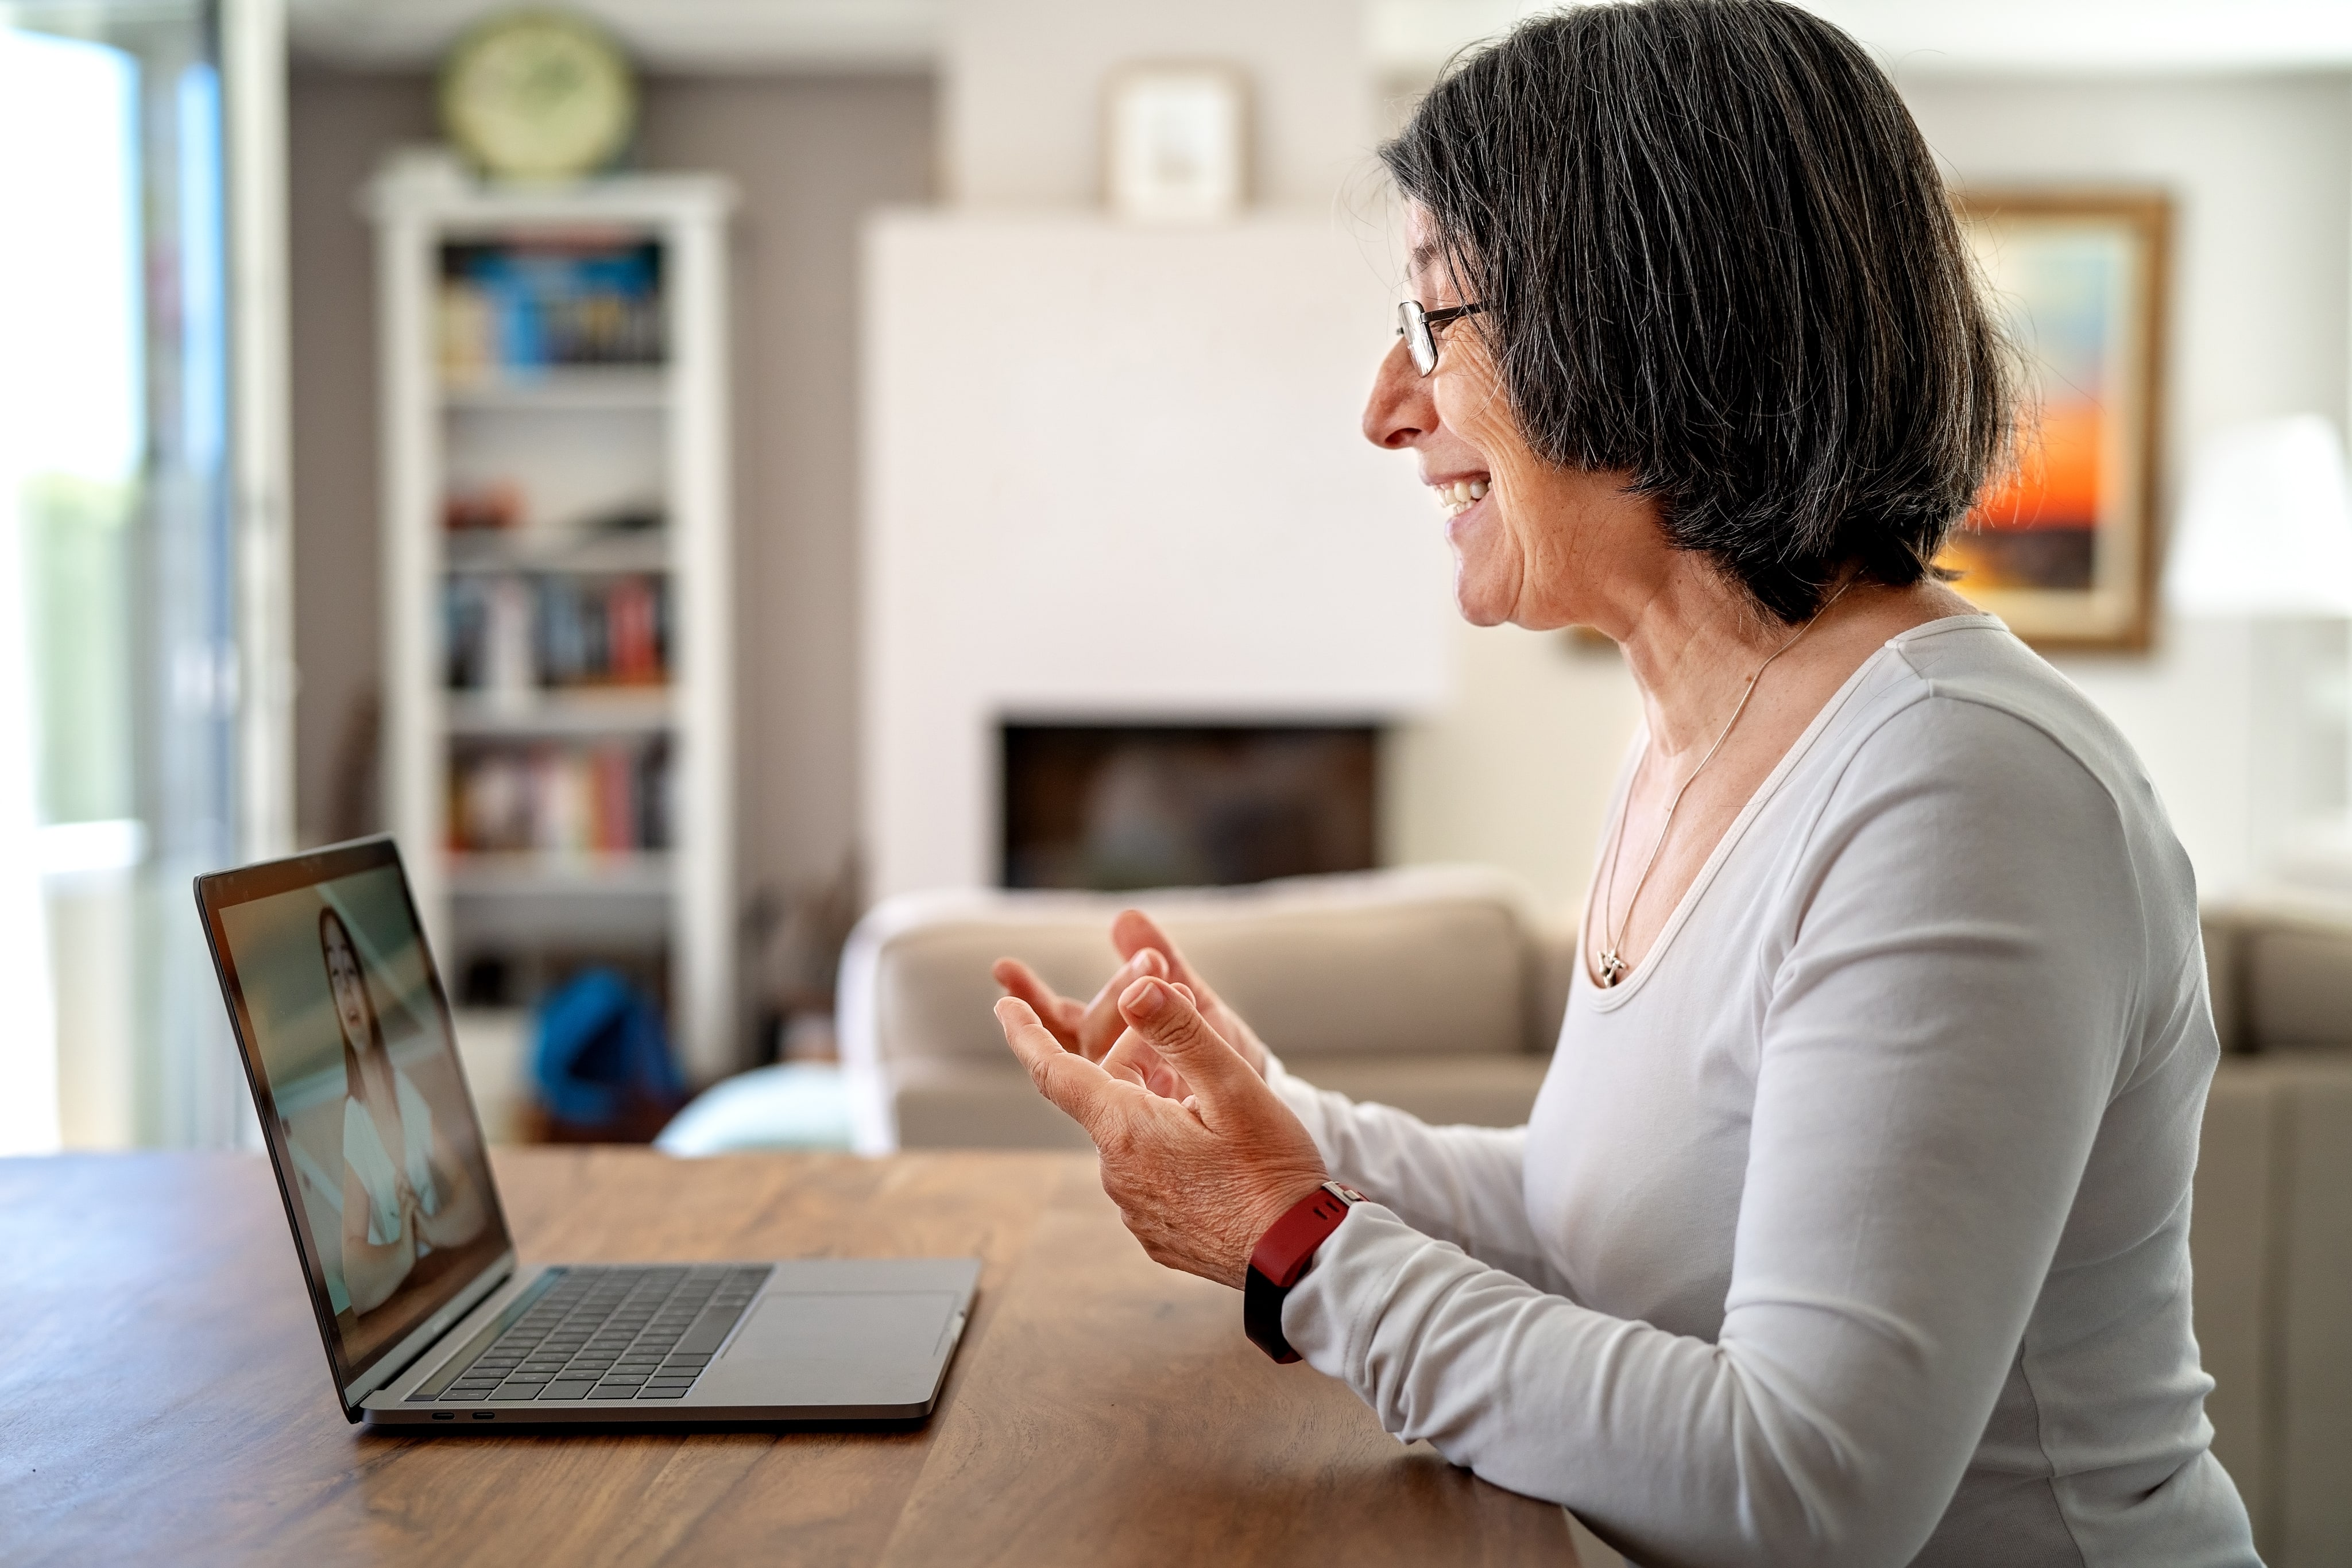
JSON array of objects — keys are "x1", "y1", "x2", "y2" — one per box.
[{"x1": 0, "y1": 1149, "x2": 1575, "y2": 1567}]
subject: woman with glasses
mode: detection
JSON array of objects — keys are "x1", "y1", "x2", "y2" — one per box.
[{"x1": 991, "y1": 2, "x2": 2255, "y2": 1563}]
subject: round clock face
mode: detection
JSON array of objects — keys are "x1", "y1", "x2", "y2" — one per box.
[{"x1": 440, "y1": 11, "x2": 637, "y2": 181}]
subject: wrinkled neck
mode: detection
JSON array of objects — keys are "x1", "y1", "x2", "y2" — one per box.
[{"x1": 1615, "y1": 564, "x2": 1790, "y2": 766}]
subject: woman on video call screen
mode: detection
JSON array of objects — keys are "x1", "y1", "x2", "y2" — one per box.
[
  {"x1": 218, "y1": 864, "x2": 504, "y2": 1372},
  {"x1": 319, "y1": 907, "x2": 486, "y2": 1315}
]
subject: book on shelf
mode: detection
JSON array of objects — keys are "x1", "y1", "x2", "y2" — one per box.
[
  {"x1": 438, "y1": 238, "x2": 664, "y2": 380},
  {"x1": 450, "y1": 740, "x2": 672, "y2": 857},
  {"x1": 438, "y1": 472, "x2": 668, "y2": 556},
  {"x1": 444, "y1": 479, "x2": 524, "y2": 531},
  {"x1": 445, "y1": 572, "x2": 670, "y2": 694}
]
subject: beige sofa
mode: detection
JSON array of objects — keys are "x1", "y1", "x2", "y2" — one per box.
[
  {"x1": 839, "y1": 866, "x2": 1572, "y2": 1153},
  {"x1": 838, "y1": 868, "x2": 2351, "y2": 1565},
  {"x1": 2196, "y1": 896, "x2": 2352, "y2": 1566}
]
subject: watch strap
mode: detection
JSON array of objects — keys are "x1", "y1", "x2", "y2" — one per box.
[{"x1": 1244, "y1": 1181, "x2": 1365, "y2": 1363}]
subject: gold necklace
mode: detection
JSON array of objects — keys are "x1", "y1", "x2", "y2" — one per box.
[{"x1": 1593, "y1": 579, "x2": 1856, "y2": 989}]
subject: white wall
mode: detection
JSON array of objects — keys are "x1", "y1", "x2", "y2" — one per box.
[
  {"x1": 854, "y1": 0, "x2": 1441, "y2": 900},
  {"x1": 1380, "y1": 626, "x2": 1640, "y2": 915},
  {"x1": 943, "y1": 0, "x2": 1371, "y2": 207},
  {"x1": 1384, "y1": 71, "x2": 2352, "y2": 914},
  {"x1": 862, "y1": 212, "x2": 1452, "y2": 898}
]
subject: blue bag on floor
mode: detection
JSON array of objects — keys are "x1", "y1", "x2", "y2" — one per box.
[{"x1": 531, "y1": 969, "x2": 684, "y2": 1131}]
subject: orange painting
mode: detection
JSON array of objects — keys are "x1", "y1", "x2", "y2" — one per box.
[
  {"x1": 1941, "y1": 398, "x2": 2106, "y2": 591},
  {"x1": 1937, "y1": 193, "x2": 2166, "y2": 647},
  {"x1": 1975, "y1": 400, "x2": 2104, "y2": 531}
]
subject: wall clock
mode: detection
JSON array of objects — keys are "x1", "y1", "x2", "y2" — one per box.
[{"x1": 440, "y1": 10, "x2": 637, "y2": 182}]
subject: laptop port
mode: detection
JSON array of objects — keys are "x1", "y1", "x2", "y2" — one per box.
[
  {"x1": 471, "y1": 1411, "x2": 496, "y2": 1420},
  {"x1": 431, "y1": 1411, "x2": 455, "y2": 1420}
]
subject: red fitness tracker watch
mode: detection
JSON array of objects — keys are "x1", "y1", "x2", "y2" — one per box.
[{"x1": 1244, "y1": 1180, "x2": 1367, "y2": 1363}]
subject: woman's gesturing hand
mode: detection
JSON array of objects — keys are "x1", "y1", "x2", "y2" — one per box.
[
  {"x1": 991, "y1": 942, "x2": 1172, "y2": 1064},
  {"x1": 991, "y1": 909, "x2": 1273, "y2": 1081},
  {"x1": 996, "y1": 975, "x2": 1328, "y2": 1289},
  {"x1": 1107, "y1": 911, "x2": 1273, "y2": 1078}
]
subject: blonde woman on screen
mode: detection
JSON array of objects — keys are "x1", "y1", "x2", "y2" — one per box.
[{"x1": 322, "y1": 907, "x2": 484, "y2": 1314}]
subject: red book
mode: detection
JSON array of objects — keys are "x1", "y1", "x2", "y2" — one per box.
[
  {"x1": 609, "y1": 577, "x2": 660, "y2": 684},
  {"x1": 595, "y1": 746, "x2": 637, "y2": 851}
]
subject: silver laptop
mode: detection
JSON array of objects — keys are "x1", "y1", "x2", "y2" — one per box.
[{"x1": 195, "y1": 835, "x2": 978, "y2": 1428}]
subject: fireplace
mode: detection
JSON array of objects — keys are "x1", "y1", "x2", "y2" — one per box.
[
  {"x1": 1001, "y1": 723, "x2": 1378, "y2": 891},
  {"x1": 864, "y1": 215, "x2": 1449, "y2": 897}
]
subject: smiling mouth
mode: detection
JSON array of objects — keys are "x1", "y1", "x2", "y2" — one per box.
[{"x1": 1430, "y1": 477, "x2": 1490, "y2": 518}]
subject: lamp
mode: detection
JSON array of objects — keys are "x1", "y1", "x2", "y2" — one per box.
[
  {"x1": 2166, "y1": 415, "x2": 2352, "y2": 892},
  {"x1": 2165, "y1": 415, "x2": 2352, "y2": 617}
]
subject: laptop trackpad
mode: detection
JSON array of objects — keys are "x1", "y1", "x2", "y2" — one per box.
[{"x1": 717, "y1": 1291, "x2": 961, "y2": 1404}]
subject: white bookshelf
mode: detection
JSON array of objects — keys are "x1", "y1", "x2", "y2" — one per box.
[{"x1": 368, "y1": 160, "x2": 738, "y2": 1085}]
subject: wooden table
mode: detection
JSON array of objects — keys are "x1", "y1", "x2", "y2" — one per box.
[{"x1": 0, "y1": 1149, "x2": 1583, "y2": 1566}]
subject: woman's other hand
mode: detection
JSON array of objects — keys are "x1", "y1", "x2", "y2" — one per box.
[
  {"x1": 341, "y1": 1157, "x2": 418, "y2": 1315},
  {"x1": 991, "y1": 909, "x2": 1273, "y2": 1079},
  {"x1": 991, "y1": 943, "x2": 1171, "y2": 1063},
  {"x1": 996, "y1": 976, "x2": 1327, "y2": 1289},
  {"x1": 1106, "y1": 911, "x2": 1272, "y2": 1077},
  {"x1": 416, "y1": 1124, "x2": 489, "y2": 1249}
]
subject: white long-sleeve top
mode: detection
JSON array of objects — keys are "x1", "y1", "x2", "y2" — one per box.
[{"x1": 1268, "y1": 617, "x2": 2257, "y2": 1568}]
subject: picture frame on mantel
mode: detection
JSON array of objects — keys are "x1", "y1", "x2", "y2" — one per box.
[
  {"x1": 1103, "y1": 63, "x2": 1250, "y2": 223},
  {"x1": 1942, "y1": 189, "x2": 2172, "y2": 652}
]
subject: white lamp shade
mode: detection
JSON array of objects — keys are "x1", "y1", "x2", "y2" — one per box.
[{"x1": 2165, "y1": 415, "x2": 2352, "y2": 617}]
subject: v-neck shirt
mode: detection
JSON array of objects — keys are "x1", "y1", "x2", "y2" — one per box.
[
  {"x1": 1268, "y1": 616, "x2": 2256, "y2": 1566},
  {"x1": 1577, "y1": 608, "x2": 1924, "y2": 1005}
]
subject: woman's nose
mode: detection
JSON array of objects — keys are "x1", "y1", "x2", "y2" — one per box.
[{"x1": 1362, "y1": 335, "x2": 1437, "y2": 451}]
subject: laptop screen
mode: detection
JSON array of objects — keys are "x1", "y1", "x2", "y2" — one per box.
[{"x1": 196, "y1": 838, "x2": 513, "y2": 1404}]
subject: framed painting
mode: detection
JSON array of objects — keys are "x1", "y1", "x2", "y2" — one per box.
[
  {"x1": 1942, "y1": 190, "x2": 2171, "y2": 651},
  {"x1": 1102, "y1": 63, "x2": 1250, "y2": 224}
]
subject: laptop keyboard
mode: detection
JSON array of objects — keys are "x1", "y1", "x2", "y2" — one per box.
[{"x1": 408, "y1": 1265, "x2": 770, "y2": 1403}]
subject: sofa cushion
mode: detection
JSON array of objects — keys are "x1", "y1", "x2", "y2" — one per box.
[
  {"x1": 2249, "y1": 925, "x2": 2352, "y2": 1049},
  {"x1": 2191, "y1": 1048, "x2": 2352, "y2": 1563},
  {"x1": 850, "y1": 868, "x2": 1540, "y2": 1070},
  {"x1": 2201, "y1": 913, "x2": 2246, "y2": 1053},
  {"x1": 891, "y1": 1062, "x2": 1094, "y2": 1152},
  {"x1": 653, "y1": 1064, "x2": 853, "y2": 1155},
  {"x1": 2270, "y1": 1052, "x2": 2352, "y2": 1565},
  {"x1": 2203, "y1": 895, "x2": 2352, "y2": 1051},
  {"x1": 2194, "y1": 1059, "x2": 2275, "y2": 1539}
]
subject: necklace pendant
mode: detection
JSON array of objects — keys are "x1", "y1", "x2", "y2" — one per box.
[{"x1": 1596, "y1": 949, "x2": 1627, "y2": 988}]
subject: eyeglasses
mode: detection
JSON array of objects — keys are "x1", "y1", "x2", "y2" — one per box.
[{"x1": 1396, "y1": 300, "x2": 1487, "y2": 375}]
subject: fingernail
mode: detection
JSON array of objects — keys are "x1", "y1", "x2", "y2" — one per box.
[{"x1": 1124, "y1": 978, "x2": 1166, "y2": 1018}]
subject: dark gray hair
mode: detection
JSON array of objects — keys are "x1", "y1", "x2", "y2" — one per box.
[{"x1": 1382, "y1": 0, "x2": 2013, "y2": 623}]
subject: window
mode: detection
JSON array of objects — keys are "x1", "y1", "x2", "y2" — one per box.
[{"x1": 0, "y1": 3, "x2": 246, "y2": 1151}]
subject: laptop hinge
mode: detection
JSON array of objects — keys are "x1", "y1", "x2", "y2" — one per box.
[{"x1": 343, "y1": 1250, "x2": 520, "y2": 1411}]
